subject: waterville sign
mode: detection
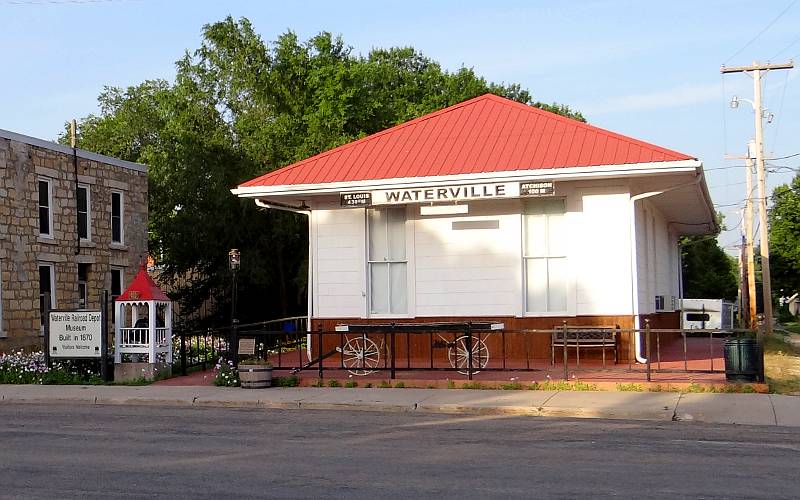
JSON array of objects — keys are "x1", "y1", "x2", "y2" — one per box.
[
  {"x1": 49, "y1": 311, "x2": 102, "y2": 358},
  {"x1": 340, "y1": 181, "x2": 555, "y2": 207}
]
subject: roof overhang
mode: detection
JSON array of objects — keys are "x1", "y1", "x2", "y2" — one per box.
[
  {"x1": 233, "y1": 158, "x2": 717, "y2": 236},
  {"x1": 232, "y1": 159, "x2": 701, "y2": 198}
]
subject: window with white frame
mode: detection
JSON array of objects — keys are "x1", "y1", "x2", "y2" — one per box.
[
  {"x1": 523, "y1": 198, "x2": 567, "y2": 313},
  {"x1": 78, "y1": 263, "x2": 90, "y2": 309},
  {"x1": 111, "y1": 191, "x2": 123, "y2": 244},
  {"x1": 367, "y1": 207, "x2": 407, "y2": 315},
  {"x1": 77, "y1": 184, "x2": 91, "y2": 241},
  {"x1": 110, "y1": 267, "x2": 123, "y2": 302},
  {"x1": 38, "y1": 178, "x2": 53, "y2": 237},
  {"x1": 38, "y1": 263, "x2": 56, "y2": 329},
  {"x1": 110, "y1": 267, "x2": 123, "y2": 325}
]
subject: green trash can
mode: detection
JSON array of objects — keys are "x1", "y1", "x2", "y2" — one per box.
[{"x1": 723, "y1": 337, "x2": 761, "y2": 382}]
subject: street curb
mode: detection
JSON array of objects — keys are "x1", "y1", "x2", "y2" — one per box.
[
  {"x1": 0, "y1": 393, "x2": 672, "y2": 422},
  {"x1": 2, "y1": 386, "x2": 795, "y2": 426}
]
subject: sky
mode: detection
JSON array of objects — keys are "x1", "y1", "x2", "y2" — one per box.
[{"x1": 2, "y1": 0, "x2": 800, "y2": 255}]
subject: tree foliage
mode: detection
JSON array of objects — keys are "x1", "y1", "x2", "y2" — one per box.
[
  {"x1": 769, "y1": 174, "x2": 800, "y2": 296},
  {"x1": 680, "y1": 214, "x2": 738, "y2": 301},
  {"x1": 66, "y1": 17, "x2": 583, "y2": 326}
]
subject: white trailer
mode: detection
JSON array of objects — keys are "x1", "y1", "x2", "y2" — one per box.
[{"x1": 681, "y1": 299, "x2": 736, "y2": 330}]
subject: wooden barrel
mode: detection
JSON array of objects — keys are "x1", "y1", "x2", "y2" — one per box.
[{"x1": 238, "y1": 365, "x2": 273, "y2": 388}]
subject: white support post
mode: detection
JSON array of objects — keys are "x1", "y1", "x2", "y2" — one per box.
[
  {"x1": 114, "y1": 301, "x2": 121, "y2": 363},
  {"x1": 148, "y1": 302, "x2": 156, "y2": 364}
]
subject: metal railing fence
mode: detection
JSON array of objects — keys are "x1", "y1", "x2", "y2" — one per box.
[{"x1": 174, "y1": 320, "x2": 764, "y2": 382}]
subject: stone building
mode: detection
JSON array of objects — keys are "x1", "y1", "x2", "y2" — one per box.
[{"x1": 0, "y1": 129, "x2": 148, "y2": 351}]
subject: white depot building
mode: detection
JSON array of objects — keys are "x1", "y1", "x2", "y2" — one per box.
[{"x1": 233, "y1": 94, "x2": 716, "y2": 363}]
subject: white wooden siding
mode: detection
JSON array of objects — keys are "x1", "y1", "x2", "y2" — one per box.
[
  {"x1": 413, "y1": 201, "x2": 520, "y2": 316},
  {"x1": 312, "y1": 208, "x2": 365, "y2": 317},
  {"x1": 635, "y1": 200, "x2": 678, "y2": 313},
  {"x1": 575, "y1": 190, "x2": 633, "y2": 315}
]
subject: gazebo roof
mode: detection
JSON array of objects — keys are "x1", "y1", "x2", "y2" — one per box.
[{"x1": 116, "y1": 264, "x2": 170, "y2": 302}]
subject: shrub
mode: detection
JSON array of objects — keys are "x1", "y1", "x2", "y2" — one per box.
[
  {"x1": 0, "y1": 351, "x2": 102, "y2": 385},
  {"x1": 274, "y1": 375, "x2": 299, "y2": 387},
  {"x1": 212, "y1": 358, "x2": 239, "y2": 387}
]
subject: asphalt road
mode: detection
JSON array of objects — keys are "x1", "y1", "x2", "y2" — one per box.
[{"x1": 1, "y1": 404, "x2": 798, "y2": 499}]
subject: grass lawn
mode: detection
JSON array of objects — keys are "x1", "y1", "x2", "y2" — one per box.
[
  {"x1": 764, "y1": 329, "x2": 800, "y2": 394},
  {"x1": 781, "y1": 322, "x2": 800, "y2": 335}
]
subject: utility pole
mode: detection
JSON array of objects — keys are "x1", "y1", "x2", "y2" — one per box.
[
  {"x1": 744, "y1": 143, "x2": 757, "y2": 329},
  {"x1": 725, "y1": 142, "x2": 758, "y2": 329},
  {"x1": 722, "y1": 60, "x2": 794, "y2": 334}
]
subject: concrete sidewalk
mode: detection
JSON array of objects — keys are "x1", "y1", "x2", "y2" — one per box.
[{"x1": 2, "y1": 384, "x2": 799, "y2": 427}]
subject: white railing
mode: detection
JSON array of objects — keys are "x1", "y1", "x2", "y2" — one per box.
[
  {"x1": 120, "y1": 327, "x2": 150, "y2": 348},
  {"x1": 155, "y1": 327, "x2": 169, "y2": 346}
]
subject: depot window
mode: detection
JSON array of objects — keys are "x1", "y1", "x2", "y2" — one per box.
[
  {"x1": 523, "y1": 198, "x2": 567, "y2": 313},
  {"x1": 367, "y1": 207, "x2": 407, "y2": 315}
]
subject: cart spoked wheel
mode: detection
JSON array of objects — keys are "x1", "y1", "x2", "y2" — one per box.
[
  {"x1": 340, "y1": 335, "x2": 380, "y2": 376},
  {"x1": 448, "y1": 335, "x2": 490, "y2": 374}
]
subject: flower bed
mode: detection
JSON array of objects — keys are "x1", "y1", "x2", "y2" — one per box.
[{"x1": 0, "y1": 351, "x2": 102, "y2": 385}]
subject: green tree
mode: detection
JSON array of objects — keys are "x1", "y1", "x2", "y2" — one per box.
[
  {"x1": 680, "y1": 226, "x2": 738, "y2": 301},
  {"x1": 67, "y1": 16, "x2": 583, "y2": 325},
  {"x1": 770, "y1": 174, "x2": 800, "y2": 296}
]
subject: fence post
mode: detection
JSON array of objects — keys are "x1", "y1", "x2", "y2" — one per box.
[
  {"x1": 231, "y1": 319, "x2": 240, "y2": 368},
  {"x1": 645, "y1": 319, "x2": 651, "y2": 382},
  {"x1": 43, "y1": 292, "x2": 51, "y2": 369},
  {"x1": 100, "y1": 290, "x2": 109, "y2": 382},
  {"x1": 466, "y1": 322, "x2": 473, "y2": 381},
  {"x1": 562, "y1": 320, "x2": 568, "y2": 380},
  {"x1": 180, "y1": 332, "x2": 187, "y2": 376},
  {"x1": 317, "y1": 326, "x2": 324, "y2": 380},
  {"x1": 390, "y1": 323, "x2": 396, "y2": 380},
  {"x1": 757, "y1": 314, "x2": 766, "y2": 382}
]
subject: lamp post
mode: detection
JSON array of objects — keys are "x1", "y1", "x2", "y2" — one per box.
[{"x1": 228, "y1": 248, "x2": 241, "y2": 366}]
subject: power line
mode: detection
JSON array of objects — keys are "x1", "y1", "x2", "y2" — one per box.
[
  {"x1": 724, "y1": 0, "x2": 798, "y2": 63},
  {"x1": 768, "y1": 151, "x2": 800, "y2": 160},
  {"x1": 770, "y1": 70, "x2": 792, "y2": 152},
  {"x1": 772, "y1": 33, "x2": 800, "y2": 59},
  {"x1": 705, "y1": 164, "x2": 747, "y2": 171}
]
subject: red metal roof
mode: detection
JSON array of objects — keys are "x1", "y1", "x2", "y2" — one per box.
[
  {"x1": 116, "y1": 264, "x2": 170, "y2": 302},
  {"x1": 239, "y1": 93, "x2": 694, "y2": 189}
]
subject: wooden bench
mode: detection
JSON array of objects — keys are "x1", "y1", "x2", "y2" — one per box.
[{"x1": 551, "y1": 325, "x2": 619, "y2": 367}]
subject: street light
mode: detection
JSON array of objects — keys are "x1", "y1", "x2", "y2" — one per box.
[{"x1": 228, "y1": 248, "x2": 240, "y2": 365}]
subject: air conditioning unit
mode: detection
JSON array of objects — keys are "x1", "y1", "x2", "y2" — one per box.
[{"x1": 655, "y1": 295, "x2": 666, "y2": 311}]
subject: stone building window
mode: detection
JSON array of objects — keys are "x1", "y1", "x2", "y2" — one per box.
[
  {"x1": 78, "y1": 263, "x2": 90, "y2": 309},
  {"x1": 111, "y1": 191, "x2": 124, "y2": 244},
  {"x1": 110, "y1": 267, "x2": 123, "y2": 302},
  {"x1": 110, "y1": 267, "x2": 123, "y2": 325},
  {"x1": 38, "y1": 178, "x2": 53, "y2": 237},
  {"x1": 38, "y1": 263, "x2": 55, "y2": 330},
  {"x1": 77, "y1": 184, "x2": 91, "y2": 241}
]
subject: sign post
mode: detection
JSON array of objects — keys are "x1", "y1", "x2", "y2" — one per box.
[
  {"x1": 43, "y1": 292, "x2": 51, "y2": 369},
  {"x1": 100, "y1": 290, "x2": 109, "y2": 382}
]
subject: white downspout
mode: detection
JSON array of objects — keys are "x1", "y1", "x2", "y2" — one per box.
[
  {"x1": 253, "y1": 199, "x2": 313, "y2": 361},
  {"x1": 629, "y1": 174, "x2": 703, "y2": 363}
]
